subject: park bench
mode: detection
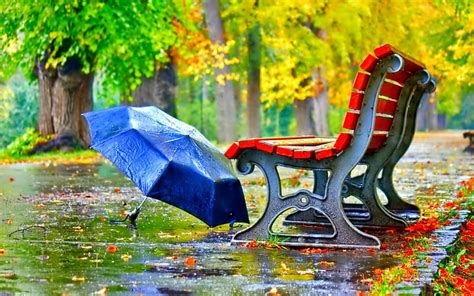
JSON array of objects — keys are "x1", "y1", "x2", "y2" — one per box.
[
  {"x1": 464, "y1": 131, "x2": 474, "y2": 153},
  {"x1": 225, "y1": 44, "x2": 436, "y2": 248}
]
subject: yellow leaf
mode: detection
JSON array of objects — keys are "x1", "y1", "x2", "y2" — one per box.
[
  {"x1": 71, "y1": 276, "x2": 86, "y2": 282},
  {"x1": 95, "y1": 287, "x2": 107, "y2": 295},
  {"x1": 121, "y1": 254, "x2": 132, "y2": 262},
  {"x1": 280, "y1": 262, "x2": 289, "y2": 271}
]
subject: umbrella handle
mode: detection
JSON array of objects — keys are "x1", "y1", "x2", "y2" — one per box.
[{"x1": 109, "y1": 197, "x2": 149, "y2": 225}]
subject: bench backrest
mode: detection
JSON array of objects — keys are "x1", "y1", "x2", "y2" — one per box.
[{"x1": 333, "y1": 44, "x2": 426, "y2": 154}]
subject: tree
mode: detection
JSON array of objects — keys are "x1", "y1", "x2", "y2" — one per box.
[
  {"x1": 246, "y1": 22, "x2": 262, "y2": 138},
  {"x1": 203, "y1": 0, "x2": 238, "y2": 143},
  {"x1": 0, "y1": 1, "x2": 188, "y2": 146},
  {"x1": 125, "y1": 59, "x2": 178, "y2": 117}
]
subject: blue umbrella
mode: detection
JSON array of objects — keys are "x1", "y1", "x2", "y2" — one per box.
[{"x1": 83, "y1": 106, "x2": 249, "y2": 227}]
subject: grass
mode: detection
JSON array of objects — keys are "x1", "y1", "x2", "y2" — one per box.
[{"x1": 0, "y1": 149, "x2": 103, "y2": 165}]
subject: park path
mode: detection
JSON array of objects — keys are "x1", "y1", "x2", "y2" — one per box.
[{"x1": 0, "y1": 131, "x2": 472, "y2": 295}]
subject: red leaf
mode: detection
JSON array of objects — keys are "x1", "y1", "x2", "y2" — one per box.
[{"x1": 107, "y1": 245, "x2": 119, "y2": 253}]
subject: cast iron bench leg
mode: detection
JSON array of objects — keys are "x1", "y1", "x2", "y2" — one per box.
[
  {"x1": 376, "y1": 81, "x2": 436, "y2": 215},
  {"x1": 285, "y1": 168, "x2": 408, "y2": 228},
  {"x1": 231, "y1": 151, "x2": 380, "y2": 248},
  {"x1": 379, "y1": 163, "x2": 419, "y2": 212}
]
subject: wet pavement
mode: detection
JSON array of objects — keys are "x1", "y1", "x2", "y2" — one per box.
[{"x1": 0, "y1": 131, "x2": 472, "y2": 295}]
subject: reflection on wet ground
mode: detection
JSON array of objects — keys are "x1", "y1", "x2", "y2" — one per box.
[{"x1": 0, "y1": 131, "x2": 472, "y2": 295}]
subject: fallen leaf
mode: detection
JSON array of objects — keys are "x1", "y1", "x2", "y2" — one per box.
[
  {"x1": 0, "y1": 272, "x2": 16, "y2": 279},
  {"x1": 5, "y1": 218, "x2": 13, "y2": 225},
  {"x1": 73, "y1": 226, "x2": 84, "y2": 233},
  {"x1": 184, "y1": 256, "x2": 196, "y2": 266},
  {"x1": 296, "y1": 269, "x2": 314, "y2": 275},
  {"x1": 72, "y1": 276, "x2": 86, "y2": 282},
  {"x1": 0, "y1": 249, "x2": 6, "y2": 255},
  {"x1": 106, "y1": 245, "x2": 118, "y2": 253},
  {"x1": 266, "y1": 287, "x2": 279, "y2": 295},
  {"x1": 280, "y1": 262, "x2": 289, "y2": 271},
  {"x1": 95, "y1": 287, "x2": 107, "y2": 295},
  {"x1": 8, "y1": 177, "x2": 14, "y2": 182},
  {"x1": 318, "y1": 261, "x2": 335, "y2": 266},
  {"x1": 112, "y1": 188, "x2": 121, "y2": 193},
  {"x1": 121, "y1": 254, "x2": 132, "y2": 262},
  {"x1": 120, "y1": 210, "x2": 128, "y2": 219}
]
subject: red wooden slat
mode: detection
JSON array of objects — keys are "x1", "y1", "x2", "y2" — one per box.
[
  {"x1": 360, "y1": 54, "x2": 379, "y2": 72},
  {"x1": 368, "y1": 134, "x2": 388, "y2": 150},
  {"x1": 403, "y1": 59, "x2": 424, "y2": 73},
  {"x1": 238, "y1": 139, "x2": 258, "y2": 149},
  {"x1": 315, "y1": 148, "x2": 337, "y2": 160},
  {"x1": 349, "y1": 92, "x2": 364, "y2": 110},
  {"x1": 353, "y1": 73, "x2": 370, "y2": 91},
  {"x1": 276, "y1": 146, "x2": 294, "y2": 157},
  {"x1": 374, "y1": 44, "x2": 425, "y2": 73},
  {"x1": 294, "y1": 149, "x2": 313, "y2": 159},
  {"x1": 380, "y1": 82, "x2": 403, "y2": 99},
  {"x1": 334, "y1": 133, "x2": 352, "y2": 152},
  {"x1": 374, "y1": 44, "x2": 394, "y2": 59},
  {"x1": 386, "y1": 71, "x2": 410, "y2": 85},
  {"x1": 374, "y1": 116, "x2": 393, "y2": 131},
  {"x1": 256, "y1": 141, "x2": 275, "y2": 153},
  {"x1": 224, "y1": 143, "x2": 241, "y2": 159},
  {"x1": 377, "y1": 99, "x2": 398, "y2": 116},
  {"x1": 239, "y1": 136, "x2": 315, "y2": 148},
  {"x1": 342, "y1": 112, "x2": 359, "y2": 130}
]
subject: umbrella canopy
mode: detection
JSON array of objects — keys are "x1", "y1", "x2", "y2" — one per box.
[{"x1": 83, "y1": 106, "x2": 249, "y2": 227}]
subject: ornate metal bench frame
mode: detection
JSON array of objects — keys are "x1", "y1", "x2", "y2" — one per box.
[
  {"x1": 232, "y1": 53, "x2": 435, "y2": 248},
  {"x1": 285, "y1": 74, "x2": 436, "y2": 228}
]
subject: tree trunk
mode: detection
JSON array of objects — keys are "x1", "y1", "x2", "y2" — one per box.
[
  {"x1": 204, "y1": 0, "x2": 237, "y2": 143},
  {"x1": 127, "y1": 61, "x2": 177, "y2": 117},
  {"x1": 36, "y1": 58, "x2": 93, "y2": 148},
  {"x1": 294, "y1": 98, "x2": 313, "y2": 135},
  {"x1": 37, "y1": 66, "x2": 56, "y2": 136},
  {"x1": 247, "y1": 23, "x2": 261, "y2": 138},
  {"x1": 416, "y1": 93, "x2": 438, "y2": 131},
  {"x1": 309, "y1": 68, "x2": 329, "y2": 136}
]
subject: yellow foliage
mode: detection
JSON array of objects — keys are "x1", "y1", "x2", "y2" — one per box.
[{"x1": 182, "y1": 0, "x2": 472, "y2": 113}]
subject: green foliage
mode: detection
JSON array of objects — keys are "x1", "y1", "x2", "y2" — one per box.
[
  {"x1": 0, "y1": 74, "x2": 39, "y2": 148},
  {"x1": 0, "y1": 128, "x2": 50, "y2": 158},
  {"x1": 261, "y1": 103, "x2": 294, "y2": 137},
  {"x1": 328, "y1": 106, "x2": 345, "y2": 136},
  {"x1": 448, "y1": 91, "x2": 474, "y2": 129},
  {"x1": 0, "y1": 0, "x2": 192, "y2": 102}
]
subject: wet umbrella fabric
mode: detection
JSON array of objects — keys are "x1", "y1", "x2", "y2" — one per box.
[{"x1": 83, "y1": 106, "x2": 249, "y2": 227}]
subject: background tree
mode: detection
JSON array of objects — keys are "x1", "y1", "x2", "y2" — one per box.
[
  {"x1": 204, "y1": 0, "x2": 238, "y2": 143},
  {"x1": 0, "y1": 0, "x2": 189, "y2": 146}
]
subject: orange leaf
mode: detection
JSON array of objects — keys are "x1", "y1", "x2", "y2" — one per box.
[
  {"x1": 120, "y1": 210, "x2": 127, "y2": 219},
  {"x1": 0, "y1": 249, "x2": 6, "y2": 255},
  {"x1": 318, "y1": 261, "x2": 335, "y2": 266},
  {"x1": 184, "y1": 256, "x2": 196, "y2": 267}
]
